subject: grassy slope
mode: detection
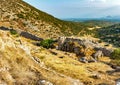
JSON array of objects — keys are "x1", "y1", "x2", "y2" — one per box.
[
  {"x1": 0, "y1": 0, "x2": 96, "y2": 38},
  {"x1": 21, "y1": 0, "x2": 93, "y2": 35},
  {"x1": 0, "y1": 30, "x2": 85, "y2": 85}
]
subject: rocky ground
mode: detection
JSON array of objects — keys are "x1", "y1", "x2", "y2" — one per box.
[
  {"x1": 0, "y1": 0, "x2": 120, "y2": 85},
  {"x1": 0, "y1": 27, "x2": 120, "y2": 85}
]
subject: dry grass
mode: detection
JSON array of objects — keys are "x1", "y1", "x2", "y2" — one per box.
[
  {"x1": 0, "y1": 30, "x2": 84, "y2": 85},
  {"x1": 0, "y1": 30, "x2": 119, "y2": 85}
]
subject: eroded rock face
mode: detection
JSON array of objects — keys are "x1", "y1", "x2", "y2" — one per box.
[
  {"x1": 38, "y1": 80, "x2": 53, "y2": 85},
  {"x1": 58, "y1": 37, "x2": 84, "y2": 56},
  {"x1": 57, "y1": 37, "x2": 113, "y2": 62},
  {"x1": 94, "y1": 47, "x2": 112, "y2": 57}
]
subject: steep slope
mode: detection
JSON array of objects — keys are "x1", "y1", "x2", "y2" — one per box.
[
  {"x1": 0, "y1": 0, "x2": 120, "y2": 85},
  {"x1": 0, "y1": 0, "x2": 93, "y2": 38},
  {"x1": 0, "y1": 30, "x2": 85, "y2": 85},
  {"x1": 0, "y1": 0, "x2": 63, "y2": 39},
  {"x1": 0, "y1": 29, "x2": 119, "y2": 85}
]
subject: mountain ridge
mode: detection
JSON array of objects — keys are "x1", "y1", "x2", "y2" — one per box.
[{"x1": 0, "y1": 0, "x2": 95, "y2": 39}]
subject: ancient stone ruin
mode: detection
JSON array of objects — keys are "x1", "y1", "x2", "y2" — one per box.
[{"x1": 57, "y1": 37, "x2": 113, "y2": 63}]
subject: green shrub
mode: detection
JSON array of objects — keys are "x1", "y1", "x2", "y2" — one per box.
[
  {"x1": 37, "y1": 39, "x2": 55, "y2": 49},
  {"x1": 17, "y1": 14, "x2": 24, "y2": 18},
  {"x1": 111, "y1": 48, "x2": 120, "y2": 59},
  {"x1": 10, "y1": 29, "x2": 17, "y2": 35}
]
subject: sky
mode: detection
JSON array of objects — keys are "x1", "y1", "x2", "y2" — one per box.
[{"x1": 23, "y1": 0, "x2": 120, "y2": 19}]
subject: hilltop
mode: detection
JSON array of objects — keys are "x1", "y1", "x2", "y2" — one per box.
[{"x1": 0, "y1": 0, "x2": 95, "y2": 38}]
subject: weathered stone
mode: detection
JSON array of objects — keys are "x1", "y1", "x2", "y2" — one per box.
[
  {"x1": 95, "y1": 47, "x2": 113, "y2": 57},
  {"x1": 80, "y1": 57, "x2": 88, "y2": 63},
  {"x1": 92, "y1": 50, "x2": 103, "y2": 60},
  {"x1": 91, "y1": 73, "x2": 101, "y2": 79},
  {"x1": 57, "y1": 37, "x2": 113, "y2": 63},
  {"x1": 38, "y1": 80, "x2": 53, "y2": 85},
  {"x1": 20, "y1": 31, "x2": 43, "y2": 41}
]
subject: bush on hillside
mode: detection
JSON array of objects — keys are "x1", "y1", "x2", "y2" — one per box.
[
  {"x1": 110, "y1": 48, "x2": 120, "y2": 66},
  {"x1": 111, "y1": 48, "x2": 120, "y2": 59},
  {"x1": 17, "y1": 14, "x2": 24, "y2": 18},
  {"x1": 10, "y1": 29, "x2": 18, "y2": 35},
  {"x1": 37, "y1": 39, "x2": 55, "y2": 49}
]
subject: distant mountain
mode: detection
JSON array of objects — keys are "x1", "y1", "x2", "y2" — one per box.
[
  {"x1": 82, "y1": 20, "x2": 118, "y2": 28},
  {"x1": 104, "y1": 15, "x2": 120, "y2": 19},
  {"x1": 63, "y1": 17, "x2": 120, "y2": 22}
]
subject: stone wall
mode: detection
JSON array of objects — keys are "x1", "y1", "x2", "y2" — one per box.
[
  {"x1": 58, "y1": 37, "x2": 113, "y2": 60},
  {"x1": 0, "y1": 26, "x2": 43, "y2": 41},
  {"x1": 20, "y1": 32, "x2": 43, "y2": 41}
]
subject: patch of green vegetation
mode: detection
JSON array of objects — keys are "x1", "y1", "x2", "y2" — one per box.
[
  {"x1": 111, "y1": 48, "x2": 120, "y2": 59},
  {"x1": 37, "y1": 39, "x2": 55, "y2": 49},
  {"x1": 17, "y1": 14, "x2": 24, "y2": 18},
  {"x1": 39, "y1": 56, "x2": 45, "y2": 60},
  {"x1": 110, "y1": 48, "x2": 120, "y2": 66},
  {"x1": 82, "y1": 20, "x2": 116, "y2": 27},
  {"x1": 10, "y1": 29, "x2": 18, "y2": 35},
  {"x1": 97, "y1": 24, "x2": 120, "y2": 47}
]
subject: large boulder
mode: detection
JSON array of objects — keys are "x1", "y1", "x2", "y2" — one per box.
[
  {"x1": 57, "y1": 37, "x2": 113, "y2": 63},
  {"x1": 58, "y1": 37, "x2": 84, "y2": 56}
]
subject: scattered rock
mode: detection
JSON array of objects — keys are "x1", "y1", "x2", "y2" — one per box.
[
  {"x1": 0, "y1": 26, "x2": 10, "y2": 31},
  {"x1": 38, "y1": 80, "x2": 53, "y2": 85},
  {"x1": 80, "y1": 57, "x2": 88, "y2": 63},
  {"x1": 95, "y1": 47, "x2": 113, "y2": 57},
  {"x1": 49, "y1": 50, "x2": 57, "y2": 55},
  {"x1": 91, "y1": 73, "x2": 101, "y2": 79},
  {"x1": 116, "y1": 78, "x2": 120, "y2": 85},
  {"x1": 59, "y1": 56, "x2": 64, "y2": 58}
]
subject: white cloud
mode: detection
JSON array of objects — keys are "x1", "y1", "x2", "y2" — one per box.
[{"x1": 89, "y1": 0, "x2": 106, "y2": 3}]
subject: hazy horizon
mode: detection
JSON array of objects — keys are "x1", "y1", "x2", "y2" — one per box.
[{"x1": 23, "y1": 0, "x2": 120, "y2": 19}]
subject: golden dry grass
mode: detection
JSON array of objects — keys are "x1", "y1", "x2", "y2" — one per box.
[
  {"x1": 0, "y1": 30, "x2": 84, "y2": 85},
  {"x1": 0, "y1": 30, "x2": 119, "y2": 85}
]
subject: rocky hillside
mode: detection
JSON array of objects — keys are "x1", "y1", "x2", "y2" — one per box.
[
  {"x1": 0, "y1": 28, "x2": 120, "y2": 85},
  {"x1": 0, "y1": 29, "x2": 85, "y2": 85},
  {"x1": 0, "y1": 0, "x2": 94, "y2": 39},
  {"x1": 0, "y1": 0, "x2": 120, "y2": 85}
]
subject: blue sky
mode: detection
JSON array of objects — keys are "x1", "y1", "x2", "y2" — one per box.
[{"x1": 23, "y1": 0, "x2": 120, "y2": 18}]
